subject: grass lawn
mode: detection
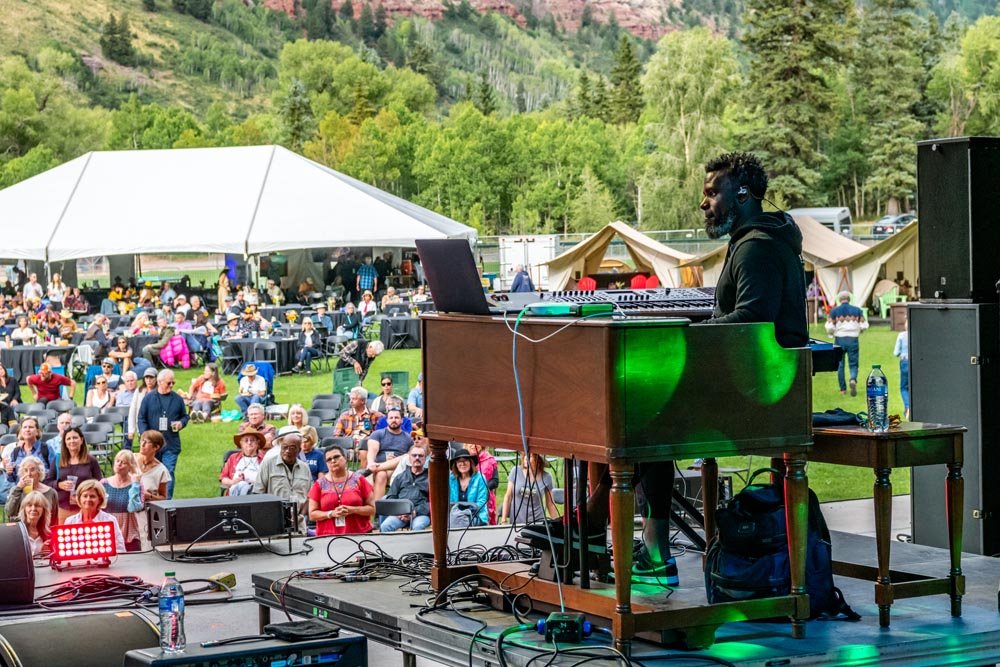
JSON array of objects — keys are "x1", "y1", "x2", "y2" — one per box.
[{"x1": 164, "y1": 325, "x2": 906, "y2": 502}]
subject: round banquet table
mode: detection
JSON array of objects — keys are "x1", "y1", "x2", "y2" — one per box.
[
  {"x1": 227, "y1": 337, "x2": 298, "y2": 374},
  {"x1": 378, "y1": 317, "x2": 421, "y2": 350},
  {"x1": 1, "y1": 344, "x2": 77, "y2": 381}
]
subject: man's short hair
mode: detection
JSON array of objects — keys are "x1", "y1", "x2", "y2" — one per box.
[
  {"x1": 247, "y1": 403, "x2": 264, "y2": 415},
  {"x1": 122, "y1": 371, "x2": 137, "y2": 381},
  {"x1": 704, "y1": 152, "x2": 768, "y2": 200},
  {"x1": 349, "y1": 386, "x2": 368, "y2": 401},
  {"x1": 157, "y1": 369, "x2": 174, "y2": 382},
  {"x1": 837, "y1": 290, "x2": 852, "y2": 303}
]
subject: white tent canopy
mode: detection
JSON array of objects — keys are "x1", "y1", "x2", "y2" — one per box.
[
  {"x1": 679, "y1": 216, "x2": 918, "y2": 308},
  {"x1": 540, "y1": 221, "x2": 694, "y2": 290},
  {"x1": 680, "y1": 215, "x2": 869, "y2": 288},
  {"x1": 0, "y1": 145, "x2": 475, "y2": 261}
]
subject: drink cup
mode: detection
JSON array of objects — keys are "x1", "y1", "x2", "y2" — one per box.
[
  {"x1": 23, "y1": 483, "x2": 33, "y2": 494},
  {"x1": 66, "y1": 475, "x2": 78, "y2": 492}
]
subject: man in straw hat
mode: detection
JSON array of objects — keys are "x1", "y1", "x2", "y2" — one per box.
[{"x1": 235, "y1": 364, "x2": 267, "y2": 416}]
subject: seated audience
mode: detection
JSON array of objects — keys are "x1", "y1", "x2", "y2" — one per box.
[
  {"x1": 380, "y1": 286, "x2": 401, "y2": 311},
  {"x1": 64, "y1": 479, "x2": 127, "y2": 553},
  {"x1": 235, "y1": 364, "x2": 267, "y2": 416},
  {"x1": 97, "y1": 357, "x2": 122, "y2": 390},
  {"x1": 373, "y1": 396, "x2": 413, "y2": 434},
  {"x1": 292, "y1": 317, "x2": 323, "y2": 375},
  {"x1": 239, "y1": 403, "x2": 277, "y2": 449},
  {"x1": 220, "y1": 428, "x2": 265, "y2": 496},
  {"x1": 309, "y1": 444, "x2": 374, "y2": 536},
  {"x1": 186, "y1": 363, "x2": 226, "y2": 423},
  {"x1": 369, "y1": 374, "x2": 404, "y2": 418},
  {"x1": 4, "y1": 417, "x2": 56, "y2": 487},
  {"x1": 266, "y1": 279, "x2": 284, "y2": 305},
  {"x1": 108, "y1": 335, "x2": 134, "y2": 373},
  {"x1": 254, "y1": 429, "x2": 312, "y2": 522},
  {"x1": 84, "y1": 314, "x2": 112, "y2": 357},
  {"x1": 366, "y1": 408, "x2": 413, "y2": 500},
  {"x1": 358, "y1": 290, "x2": 377, "y2": 321},
  {"x1": 313, "y1": 303, "x2": 333, "y2": 331},
  {"x1": 58, "y1": 310, "x2": 77, "y2": 342},
  {"x1": 86, "y1": 375, "x2": 116, "y2": 413},
  {"x1": 64, "y1": 287, "x2": 89, "y2": 314},
  {"x1": 334, "y1": 387, "x2": 373, "y2": 456},
  {"x1": 101, "y1": 450, "x2": 144, "y2": 551},
  {"x1": 407, "y1": 373, "x2": 423, "y2": 421},
  {"x1": 142, "y1": 315, "x2": 175, "y2": 363},
  {"x1": 17, "y1": 490, "x2": 52, "y2": 557},
  {"x1": 27, "y1": 363, "x2": 74, "y2": 405},
  {"x1": 11, "y1": 315, "x2": 37, "y2": 344},
  {"x1": 221, "y1": 312, "x2": 242, "y2": 339},
  {"x1": 5, "y1": 455, "x2": 58, "y2": 521},
  {"x1": 337, "y1": 302, "x2": 362, "y2": 340},
  {"x1": 500, "y1": 453, "x2": 559, "y2": 526},
  {"x1": 411, "y1": 285, "x2": 429, "y2": 303},
  {"x1": 448, "y1": 448, "x2": 488, "y2": 527},
  {"x1": 379, "y1": 441, "x2": 430, "y2": 533},
  {"x1": 466, "y1": 442, "x2": 499, "y2": 525}
]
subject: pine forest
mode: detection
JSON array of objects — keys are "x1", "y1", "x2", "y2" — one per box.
[{"x1": 1, "y1": 0, "x2": 998, "y2": 234}]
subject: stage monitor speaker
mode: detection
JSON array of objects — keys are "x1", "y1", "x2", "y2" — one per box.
[
  {"x1": 0, "y1": 523, "x2": 34, "y2": 606},
  {"x1": 917, "y1": 137, "x2": 1000, "y2": 302},
  {"x1": 909, "y1": 303, "x2": 1000, "y2": 555},
  {"x1": 147, "y1": 494, "x2": 293, "y2": 546},
  {"x1": 0, "y1": 610, "x2": 157, "y2": 667}
]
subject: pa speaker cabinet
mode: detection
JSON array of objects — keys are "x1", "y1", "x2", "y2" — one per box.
[
  {"x1": 147, "y1": 494, "x2": 293, "y2": 546},
  {"x1": 0, "y1": 610, "x2": 157, "y2": 666},
  {"x1": 909, "y1": 303, "x2": 1000, "y2": 555},
  {"x1": 0, "y1": 523, "x2": 34, "y2": 606},
  {"x1": 917, "y1": 137, "x2": 1000, "y2": 302}
]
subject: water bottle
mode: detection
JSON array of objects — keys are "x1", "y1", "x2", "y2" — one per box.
[
  {"x1": 158, "y1": 571, "x2": 186, "y2": 652},
  {"x1": 866, "y1": 365, "x2": 889, "y2": 432}
]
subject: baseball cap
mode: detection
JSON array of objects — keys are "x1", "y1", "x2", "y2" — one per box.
[{"x1": 143, "y1": 367, "x2": 158, "y2": 378}]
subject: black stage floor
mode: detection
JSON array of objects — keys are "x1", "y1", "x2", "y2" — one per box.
[{"x1": 4, "y1": 527, "x2": 1000, "y2": 666}]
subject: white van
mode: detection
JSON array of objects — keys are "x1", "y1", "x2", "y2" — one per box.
[{"x1": 786, "y1": 207, "x2": 853, "y2": 237}]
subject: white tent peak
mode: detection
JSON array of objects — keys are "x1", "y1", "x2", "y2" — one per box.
[
  {"x1": 0, "y1": 145, "x2": 475, "y2": 261},
  {"x1": 541, "y1": 221, "x2": 694, "y2": 289}
]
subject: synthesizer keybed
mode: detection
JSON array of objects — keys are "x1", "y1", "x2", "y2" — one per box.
[{"x1": 542, "y1": 287, "x2": 716, "y2": 320}]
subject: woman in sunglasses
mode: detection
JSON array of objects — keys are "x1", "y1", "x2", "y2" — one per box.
[
  {"x1": 86, "y1": 375, "x2": 116, "y2": 413},
  {"x1": 308, "y1": 445, "x2": 374, "y2": 536}
]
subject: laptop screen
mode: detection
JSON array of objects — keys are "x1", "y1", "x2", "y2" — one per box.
[{"x1": 414, "y1": 239, "x2": 491, "y2": 315}]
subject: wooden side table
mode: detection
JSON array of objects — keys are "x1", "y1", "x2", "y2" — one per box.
[{"x1": 811, "y1": 422, "x2": 965, "y2": 627}]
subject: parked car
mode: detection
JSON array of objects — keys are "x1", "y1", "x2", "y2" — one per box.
[{"x1": 873, "y1": 213, "x2": 916, "y2": 237}]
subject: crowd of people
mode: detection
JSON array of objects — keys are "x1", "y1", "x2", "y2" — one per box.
[{"x1": 0, "y1": 252, "x2": 560, "y2": 559}]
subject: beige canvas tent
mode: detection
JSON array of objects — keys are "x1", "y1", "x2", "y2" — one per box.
[
  {"x1": 813, "y1": 223, "x2": 918, "y2": 308},
  {"x1": 679, "y1": 216, "x2": 919, "y2": 308},
  {"x1": 541, "y1": 222, "x2": 694, "y2": 290}
]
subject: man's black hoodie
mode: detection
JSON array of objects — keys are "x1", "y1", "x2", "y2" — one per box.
[{"x1": 705, "y1": 212, "x2": 808, "y2": 348}]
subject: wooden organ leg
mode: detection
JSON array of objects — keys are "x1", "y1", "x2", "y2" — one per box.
[
  {"x1": 429, "y1": 437, "x2": 451, "y2": 590},
  {"x1": 783, "y1": 452, "x2": 808, "y2": 639},
  {"x1": 609, "y1": 460, "x2": 635, "y2": 655}
]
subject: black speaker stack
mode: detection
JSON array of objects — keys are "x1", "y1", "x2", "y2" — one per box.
[
  {"x1": 147, "y1": 494, "x2": 296, "y2": 547},
  {"x1": 911, "y1": 137, "x2": 1000, "y2": 555}
]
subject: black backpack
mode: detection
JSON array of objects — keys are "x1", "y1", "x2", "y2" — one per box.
[{"x1": 705, "y1": 469, "x2": 859, "y2": 621}]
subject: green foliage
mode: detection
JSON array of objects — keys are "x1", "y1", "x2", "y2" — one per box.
[
  {"x1": 568, "y1": 165, "x2": 619, "y2": 232},
  {"x1": 0, "y1": 144, "x2": 60, "y2": 188},
  {"x1": 739, "y1": 0, "x2": 854, "y2": 207},
  {"x1": 639, "y1": 28, "x2": 741, "y2": 229},
  {"x1": 281, "y1": 79, "x2": 316, "y2": 151},
  {"x1": 100, "y1": 14, "x2": 138, "y2": 66},
  {"x1": 106, "y1": 95, "x2": 203, "y2": 149},
  {"x1": 143, "y1": 0, "x2": 157, "y2": 12},
  {"x1": 338, "y1": 0, "x2": 355, "y2": 23},
  {"x1": 928, "y1": 16, "x2": 1000, "y2": 135},
  {"x1": 855, "y1": 0, "x2": 925, "y2": 213},
  {"x1": 474, "y1": 71, "x2": 498, "y2": 115},
  {"x1": 609, "y1": 35, "x2": 642, "y2": 124}
]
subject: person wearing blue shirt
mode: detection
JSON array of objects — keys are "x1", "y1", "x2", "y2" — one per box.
[
  {"x1": 407, "y1": 373, "x2": 424, "y2": 422},
  {"x1": 313, "y1": 304, "x2": 334, "y2": 332},
  {"x1": 356, "y1": 257, "x2": 378, "y2": 293},
  {"x1": 448, "y1": 448, "x2": 488, "y2": 527},
  {"x1": 510, "y1": 265, "x2": 534, "y2": 293},
  {"x1": 825, "y1": 291, "x2": 870, "y2": 396}
]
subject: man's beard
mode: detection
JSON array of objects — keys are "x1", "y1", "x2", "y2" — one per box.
[{"x1": 705, "y1": 209, "x2": 738, "y2": 239}]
